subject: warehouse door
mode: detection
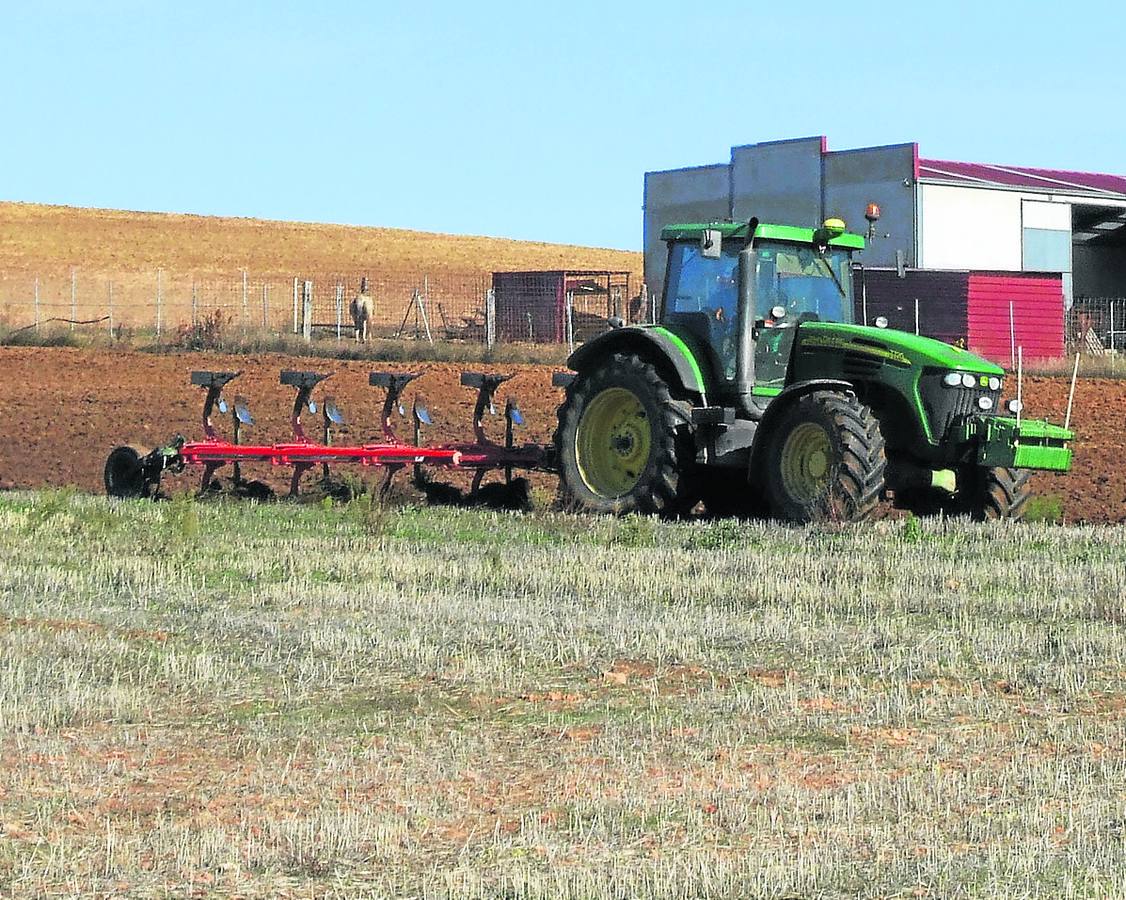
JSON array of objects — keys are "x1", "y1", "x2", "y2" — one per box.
[{"x1": 1021, "y1": 200, "x2": 1072, "y2": 304}]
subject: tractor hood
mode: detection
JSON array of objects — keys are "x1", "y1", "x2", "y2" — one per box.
[{"x1": 798, "y1": 322, "x2": 1005, "y2": 375}]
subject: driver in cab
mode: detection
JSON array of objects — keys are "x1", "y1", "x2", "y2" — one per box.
[{"x1": 708, "y1": 267, "x2": 739, "y2": 379}]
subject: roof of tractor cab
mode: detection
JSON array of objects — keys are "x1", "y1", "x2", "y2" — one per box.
[{"x1": 660, "y1": 221, "x2": 865, "y2": 250}]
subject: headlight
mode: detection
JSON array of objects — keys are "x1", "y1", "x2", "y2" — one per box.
[
  {"x1": 988, "y1": 376, "x2": 1001, "y2": 391},
  {"x1": 943, "y1": 372, "x2": 963, "y2": 387},
  {"x1": 1007, "y1": 399, "x2": 1023, "y2": 414},
  {"x1": 977, "y1": 396, "x2": 994, "y2": 411},
  {"x1": 961, "y1": 373, "x2": 976, "y2": 388}
]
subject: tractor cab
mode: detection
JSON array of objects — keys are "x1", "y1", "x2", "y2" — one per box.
[{"x1": 660, "y1": 220, "x2": 862, "y2": 400}]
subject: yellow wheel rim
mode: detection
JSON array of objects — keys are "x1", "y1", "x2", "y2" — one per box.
[
  {"x1": 780, "y1": 422, "x2": 832, "y2": 503},
  {"x1": 575, "y1": 387, "x2": 652, "y2": 499}
]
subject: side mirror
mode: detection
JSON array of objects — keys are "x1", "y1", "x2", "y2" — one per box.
[
  {"x1": 701, "y1": 229, "x2": 722, "y2": 260},
  {"x1": 607, "y1": 315, "x2": 625, "y2": 330},
  {"x1": 875, "y1": 316, "x2": 889, "y2": 329},
  {"x1": 771, "y1": 306, "x2": 787, "y2": 320}
]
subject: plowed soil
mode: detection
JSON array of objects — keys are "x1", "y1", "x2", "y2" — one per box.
[{"x1": 0, "y1": 347, "x2": 1121, "y2": 522}]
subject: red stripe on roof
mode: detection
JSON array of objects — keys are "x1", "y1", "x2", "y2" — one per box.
[{"x1": 919, "y1": 158, "x2": 1126, "y2": 197}]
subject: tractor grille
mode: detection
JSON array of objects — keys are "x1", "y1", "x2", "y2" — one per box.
[
  {"x1": 949, "y1": 388, "x2": 980, "y2": 420},
  {"x1": 921, "y1": 373, "x2": 1003, "y2": 439}
]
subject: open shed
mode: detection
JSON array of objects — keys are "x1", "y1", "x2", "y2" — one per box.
[{"x1": 491, "y1": 270, "x2": 634, "y2": 344}]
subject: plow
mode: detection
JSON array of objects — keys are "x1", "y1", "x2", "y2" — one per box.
[
  {"x1": 104, "y1": 368, "x2": 568, "y2": 507},
  {"x1": 106, "y1": 216, "x2": 1075, "y2": 522}
]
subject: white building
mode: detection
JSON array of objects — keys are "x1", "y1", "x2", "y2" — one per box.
[{"x1": 644, "y1": 136, "x2": 1126, "y2": 305}]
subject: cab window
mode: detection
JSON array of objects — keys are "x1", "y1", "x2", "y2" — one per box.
[
  {"x1": 664, "y1": 242, "x2": 740, "y2": 379},
  {"x1": 753, "y1": 243, "x2": 852, "y2": 325}
]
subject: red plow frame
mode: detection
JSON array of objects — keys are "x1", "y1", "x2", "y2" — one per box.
[{"x1": 104, "y1": 368, "x2": 572, "y2": 503}]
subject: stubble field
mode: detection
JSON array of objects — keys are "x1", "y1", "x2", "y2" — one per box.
[{"x1": 1, "y1": 494, "x2": 1125, "y2": 897}]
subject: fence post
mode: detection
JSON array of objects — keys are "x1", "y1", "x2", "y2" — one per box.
[
  {"x1": 485, "y1": 288, "x2": 496, "y2": 349},
  {"x1": 566, "y1": 290, "x2": 575, "y2": 354},
  {"x1": 107, "y1": 280, "x2": 114, "y2": 334},
  {"x1": 335, "y1": 282, "x2": 343, "y2": 342},
  {"x1": 292, "y1": 277, "x2": 299, "y2": 334},
  {"x1": 156, "y1": 268, "x2": 164, "y2": 337},
  {"x1": 241, "y1": 269, "x2": 249, "y2": 334},
  {"x1": 34, "y1": 276, "x2": 40, "y2": 333},
  {"x1": 191, "y1": 281, "x2": 199, "y2": 326},
  {"x1": 421, "y1": 276, "x2": 433, "y2": 344},
  {"x1": 1009, "y1": 301, "x2": 1016, "y2": 368},
  {"x1": 262, "y1": 284, "x2": 269, "y2": 329},
  {"x1": 70, "y1": 268, "x2": 77, "y2": 330},
  {"x1": 302, "y1": 280, "x2": 313, "y2": 342}
]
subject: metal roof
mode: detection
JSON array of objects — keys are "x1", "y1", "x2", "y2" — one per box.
[{"x1": 918, "y1": 158, "x2": 1126, "y2": 199}]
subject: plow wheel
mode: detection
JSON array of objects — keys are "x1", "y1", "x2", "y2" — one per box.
[
  {"x1": 556, "y1": 352, "x2": 694, "y2": 515},
  {"x1": 764, "y1": 391, "x2": 886, "y2": 524},
  {"x1": 104, "y1": 445, "x2": 150, "y2": 499}
]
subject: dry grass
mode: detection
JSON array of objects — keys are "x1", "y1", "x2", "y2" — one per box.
[
  {"x1": 0, "y1": 201, "x2": 641, "y2": 281},
  {"x1": 0, "y1": 322, "x2": 572, "y2": 368},
  {"x1": 1, "y1": 492, "x2": 1125, "y2": 897},
  {"x1": 1026, "y1": 353, "x2": 1126, "y2": 380}
]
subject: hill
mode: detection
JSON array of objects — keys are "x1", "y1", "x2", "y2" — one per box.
[{"x1": 0, "y1": 201, "x2": 641, "y2": 280}]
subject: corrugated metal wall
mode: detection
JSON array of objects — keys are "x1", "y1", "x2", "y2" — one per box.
[
  {"x1": 855, "y1": 268, "x2": 969, "y2": 345},
  {"x1": 967, "y1": 273, "x2": 1064, "y2": 363},
  {"x1": 856, "y1": 268, "x2": 1065, "y2": 363}
]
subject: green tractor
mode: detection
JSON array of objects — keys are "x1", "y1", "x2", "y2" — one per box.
[{"x1": 555, "y1": 218, "x2": 1073, "y2": 522}]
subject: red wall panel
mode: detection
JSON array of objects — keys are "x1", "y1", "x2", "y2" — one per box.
[{"x1": 967, "y1": 274, "x2": 1064, "y2": 364}]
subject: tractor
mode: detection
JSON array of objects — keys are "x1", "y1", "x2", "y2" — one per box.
[{"x1": 554, "y1": 218, "x2": 1073, "y2": 522}]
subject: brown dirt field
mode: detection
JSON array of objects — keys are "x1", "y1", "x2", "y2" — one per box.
[
  {"x1": 0, "y1": 201, "x2": 641, "y2": 281},
  {"x1": 0, "y1": 347, "x2": 1121, "y2": 522}
]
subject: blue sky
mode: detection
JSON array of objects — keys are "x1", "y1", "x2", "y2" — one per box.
[{"x1": 3, "y1": 1, "x2": 1123, "y2": 250}]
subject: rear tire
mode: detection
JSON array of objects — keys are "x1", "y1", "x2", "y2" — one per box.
[
  {"x1": 763, "y1": 391, "x2": 886, "y2": 524},
  {"x1": 555, "y1": 352, "x2": 695, "y2": 515}
]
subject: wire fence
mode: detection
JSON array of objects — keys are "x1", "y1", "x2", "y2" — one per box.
[
  {"x1": 1067, "y1": 297, "x2": 1126, "y2": 355},
  {"x1": 3, "y1": 266, "x2": 1119, "y2": 361},
  {"x1": 0, "y1": 268, "x2": 652, "y2": 350}
]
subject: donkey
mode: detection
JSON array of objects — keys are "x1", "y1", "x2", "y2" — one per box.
[{"x1": 350, "y1": 277, "x2": 373, "y2": 343}]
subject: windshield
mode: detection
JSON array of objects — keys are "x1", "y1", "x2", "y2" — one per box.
[{"x1": 752, "y1": 241, "x2": 853, "y2": 325}]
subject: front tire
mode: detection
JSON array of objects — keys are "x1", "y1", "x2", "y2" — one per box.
[
  {"x1": 899, "y1": 466, "x2": 1032, "y2": 521},
  {"x1": 555, "y1": 353, "x2": 695, "y2": 515},
  {"x1": 961, "y1": 466, "x2": 1032, "y2": 520},
  {"x1": 764, "y1": 391, "x2": 886, "y2": 523}
]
